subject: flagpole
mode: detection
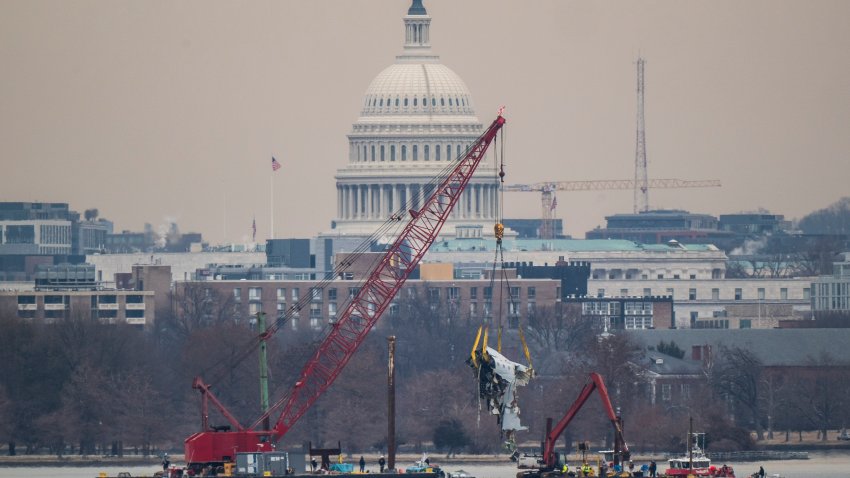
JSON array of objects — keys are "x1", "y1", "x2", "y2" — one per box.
[{"x1": 270, "y1": 173, "x2": 274, "y2": 240}]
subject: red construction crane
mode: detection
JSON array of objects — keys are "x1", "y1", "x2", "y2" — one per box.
[
  {"x1": 503, "y1": 178, "x2": 721, "y2": 239},
  {"x1": 183, "y1": 114, "x2": 507, "y2": 473},
  {"x1": 516, "y1": 372, "x2": 629, "y2": 478}
]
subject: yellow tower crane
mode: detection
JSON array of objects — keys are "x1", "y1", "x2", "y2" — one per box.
[{"x1": 503, "y1": 178, "x2": 722, "y2": 239}]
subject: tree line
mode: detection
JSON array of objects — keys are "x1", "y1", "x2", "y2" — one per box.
[{"x1": 1, "y1": 290, "x2": 849, "y2": 458}]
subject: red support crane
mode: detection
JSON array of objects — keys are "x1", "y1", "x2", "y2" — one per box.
[
  {"x1": 184, "y1": 114, "x2": 507, "y2": 472},
  {"x1": 517, "y1": 373, "x2": 629, "y2": 478}
]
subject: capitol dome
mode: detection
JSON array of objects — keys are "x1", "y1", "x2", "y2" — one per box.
[
  {"x1": 328, "y1": 0, "x2": 499, "y2": 238},
  {"x1": 360, "y1": 63, "x2": 475, "y2": 118}
]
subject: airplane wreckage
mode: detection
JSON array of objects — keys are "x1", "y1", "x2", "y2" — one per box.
[{"x1": 467, "y1": 325, "x2": 535, "y2": 451}]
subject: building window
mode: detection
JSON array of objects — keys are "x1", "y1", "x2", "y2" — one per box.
[
  {"x1": 98, "y1": 309, "x2": 118, "y2": 319},
  {"x1": 483, "y1": 287, "x2": 492, "y2": 300},
  {"x1": 291, "y1": 288, "x2": 300, "y2": 301},
  {"x1": 328, "y1": 288, "x2": 337, "y2": 301},
  {"x1": 277, "y1": 288, "x2": 286, "y2": 301},
  {"x1": 470, "y1": 287, "x2": 478, "y2": 299},
  {"x1": 508, "y1": 301, "x2": 519, "y2": 317},
  {"x1": 436, "y1": 145, "x2": 441, "y2": 161},
  {"x1": 657, "y1": 274, "x2": 664, "y2": 279},
  {"x1": 666, "y1": 288, "x2": 674, "y2": 298},
  {"x1": 401, "y1": 145, "x2": 407, "y2": 161},
  {"x1": 689, "y1": 274, "x2": 696, "y2": 279},
  {"x1": 620, "y1": 288, "x2": 629, "y2": 296},
  {"x1": 690, "y1": 311, "x2": 698, "y2": 325},
  {"x1": 248, "y1": 287, "x2": 262, "y2": 301},
  {"x1": 673, "y1": 274, "x2": 681, "y2": 280},
  {"x1": 311, "y1": 287, "x2": 322, "y2": 302},
  {"x1": 380, "y1": 145, "x2": 385, "y2": 161},
  {"x1": 413, "y1": 145, "x2": 418, "y2": 161},
  {"x1": 597, "y1": 289, "x2": 605, "y2": 298},
  {"x1": 758, "y1": 288, "x2": 765, "y2": 300},
  {"x1": 310, "y1": 303, "x2": 322, "y2": 318},
  {"x1": 249, "y1": 302, "x2": 263, "y2": 315},
  {"x1": 126, "y1": 309, "x2": 145, "y2": 319},
  {"x1": 689, "y1": 288, "x2": 697, "y2": 300},
  {"x1": 469, "y1": 302, "x2": 477, "y2": 317},
  {"x1": 447, "y1": 287, "x2": 460, "y2": 301},
  {"x1": 391, "y1": 145, "x2": 396, "y2": 161},
  {"x1": 661, "y1": 384, "x2": 672, "y2": 402},
  {"x1": 527, "y1": 287, "x2": 536, "y2": 299},
  {"x1": 712, "y1": 288, "x2": 720, "y2": 300},
  {"x1": 424, "y1": 145, "x2": 430, "y2": 161},
  {"x1": 643, "y1": 288, "x2": 651, "y2": 297},
  {"x1": 681, "y1": 383, "x2": 691, "y2": 400},
  {"x1": 328, "y1": 302, "x2": 337, "y2": 318},
  {"x1": 371, "y1": 145, "x2": 375, "y2": 161},
  {"x1": 428, "y1": 287, "x2": 440, "y2": 303},
  {"x1": 44, "y1": 309, "x2": 65, "y2": 319},
  {"x1": 780, "y1": 288, "x2": 788, "y2": 300},
  {"x1": 803, "y1": 288, "x2": 811, "y2": 300},
  {"x1": 510, "y1": 287, "x2": 520, "y2": 300},
  {"x1": 735, "y1": 288, "x2": 742, "y2": 300}
]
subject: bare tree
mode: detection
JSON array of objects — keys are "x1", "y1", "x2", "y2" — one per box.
[
  {"x1": 525, "y1": 303, "x2": 593, "y2": 354},
  {"x1": 786, "y1": 353, "x2": 850, "y2": 440},
  {"x1": 166, "y1": 284, "x2": 239, "y2": 341},
  {"x1": 788, "y1": 236, "x2": 842, "y2": 277},
  {"x1": 709, "y1": 346, "x2": 765, "y2": 440}
]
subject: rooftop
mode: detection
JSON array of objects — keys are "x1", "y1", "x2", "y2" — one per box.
[
  {"x1": 628, "y1": 329, "x2": 850, "y2": 367},
  {"x1": 427, "y1": 238, "x2": 721, "y2": 253}
]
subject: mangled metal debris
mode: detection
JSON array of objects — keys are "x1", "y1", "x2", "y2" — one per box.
[{"x1": 467, "y1": 327, "x2": 534, "y2": 451}]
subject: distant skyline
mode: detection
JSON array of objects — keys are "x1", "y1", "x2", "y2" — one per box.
[{"x1": 2, "y1": 1, "x2": 848, "y2": 243}]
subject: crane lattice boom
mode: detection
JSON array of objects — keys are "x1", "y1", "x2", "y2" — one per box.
[
  {"x1": 184, "y1": 115, "x2": 506, "y2": 469},
  {"x1": 503, "y1": 178, "x2": 721, "y2": 193}
]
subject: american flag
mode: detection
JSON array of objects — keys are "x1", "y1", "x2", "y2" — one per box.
[{"x1": 272, "y1": 157, "x2": 281, "y2": 172}]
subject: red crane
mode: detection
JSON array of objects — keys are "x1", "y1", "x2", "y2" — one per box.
[
  {"x1": 184, "y1": 114, "x2": 507, "y2": 472},
  {"x1": 517, "y1": 373, "x2": 629, "y2": 478}
]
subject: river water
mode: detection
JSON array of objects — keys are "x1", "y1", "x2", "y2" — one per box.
[{"x1": 1, "y1": 452, "x2": 848, "y2": 478}]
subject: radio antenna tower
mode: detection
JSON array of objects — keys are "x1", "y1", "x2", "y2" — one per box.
[{"x1": 634, "y1": 57, "x2": 649, "y2": 213}]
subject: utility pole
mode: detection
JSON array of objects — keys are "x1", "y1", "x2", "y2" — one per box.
[
  {"x1": 258, "y1": 312, "x2": 270, "y2": 430},
  {"x1": 634, "y1": 57, "x2": 649, "y2": 213},
  {"x1": 387, "y1": 336, "x2": 396, "y2": 471}
]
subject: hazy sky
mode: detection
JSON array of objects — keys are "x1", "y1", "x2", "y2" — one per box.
[{"x1": 2, "y1": 1, "x2": 849, "y2": 243}]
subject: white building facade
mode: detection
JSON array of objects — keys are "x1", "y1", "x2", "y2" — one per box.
[
  {"x1": 811, "y1": 252, "x2": 850, "y2": 313},
  {"x1": 328, "y1": 0, "x2": 501, "y2": 238}
]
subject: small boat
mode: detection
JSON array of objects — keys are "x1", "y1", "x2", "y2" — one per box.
[
  {"x1": 664, "y1": 431, "x2": 735, "y2": 478},
  {"x1": 446, "y1": 470, "x2": 475, "y2": 478},
  {"x1": 405, "y1": 460, "x2": 445, "y2": 478}
]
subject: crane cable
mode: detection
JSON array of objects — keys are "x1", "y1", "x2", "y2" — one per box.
[
  {"x1": 483, "y1": 124, "x2": 533, "y2": 370},
  {"x1": 467, "y1": 120, "x2": 533, "y2": 365}
]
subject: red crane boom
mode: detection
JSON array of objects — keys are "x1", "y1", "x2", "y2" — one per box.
[
  {"x1": 184, "y1": 114, "x2": 506, "y2": 470},
  {"x1": 541, "y1": 373, "x2": 629, "y2": 470}
]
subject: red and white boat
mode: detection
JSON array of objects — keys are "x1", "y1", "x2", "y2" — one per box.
[{"x1": 664, "y1": 432, "x2": 735, "y2": 478}]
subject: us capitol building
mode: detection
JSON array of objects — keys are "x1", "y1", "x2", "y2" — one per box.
[{"x1": 326, "y1": 0, "x2": 501, "y2": 239}]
